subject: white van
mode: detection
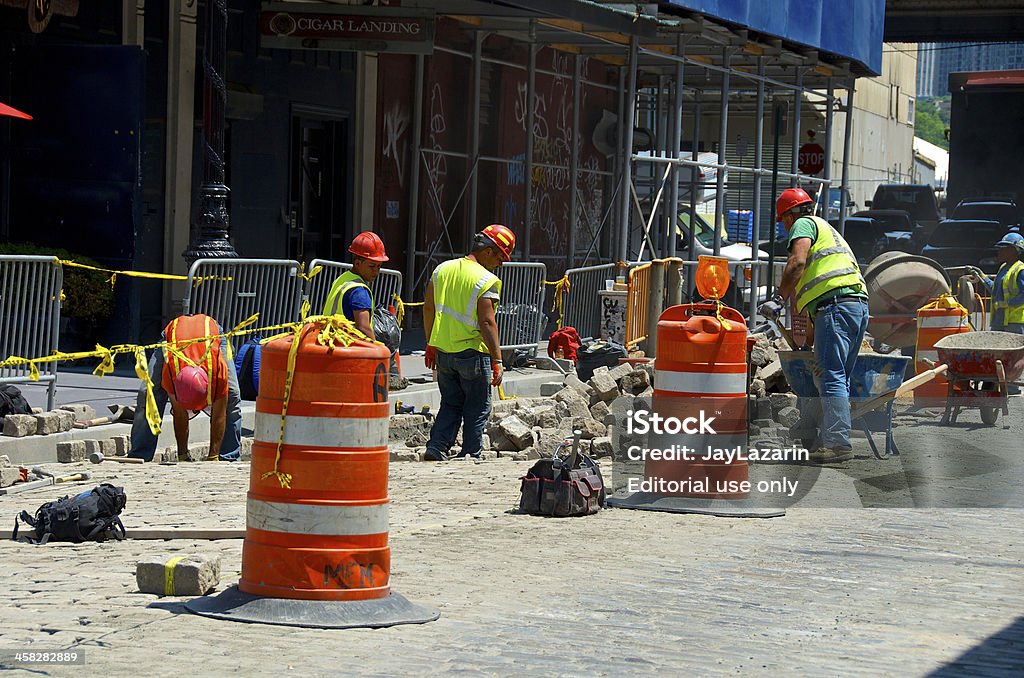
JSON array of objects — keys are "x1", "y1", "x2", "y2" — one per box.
[{"x1": 674, "y1": 209, "x2": 769, "y2": 308}]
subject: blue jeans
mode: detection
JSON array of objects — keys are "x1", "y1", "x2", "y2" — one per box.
[
  {"x1": 813, "y1": 298, "x2": 869, "y2": 449},
  {"x1": 129, "y1": 334, "x2": 243, "y2": 461},
  {"x1": 426, "y1": 349, "x2": 492, "y2": 458}
]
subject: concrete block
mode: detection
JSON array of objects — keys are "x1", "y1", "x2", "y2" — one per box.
[
  {"x1": 84, "y1": 440, "x2": 103, "y2": 457},
  {"x1": 757, "y1": 358, "x2": 785, "y2": 390},
  {"x1": 33, "y1": 411, "x2": 62, "y2": 436},
  {"x1": 480, "y1": 450, "x2": 498, "y2": 461},
  {"x1": 588, "y1": 370, "x2": 620, "y2": 402},
  {"x1": 184, "y1": 442, "x2": 210, "y2": 462},
  {"x1": 749, "y1": 378, "x2": 767, "y2": 398},
  {"x1": 750, "y1": 340, "x2": 776, "y2": 368},
  {"x1": 489, "y1": 400, "x2": 519, "y2": 418},
  {"x1": 498, "y1": 415, "x2": 535, "y2": 451},
  {"x1": 526, "y1": 447, "x2": 542, "y2": 460},
  {"x1": 619, "y1": 369, "x2": 650, "y2": 395},
  {"x1": 0, "y1": 454, "x2": 9, "y2": 467},
  {"x1": 530, "y1": 405, "x2": 559, "y2": 429},
  {"x1": 589, "y1": 400, "x2": 610, "y2": 424},
  {"x1": 755, "y1": 397, "x2": 773, "y2": 421},
  {"x1": 240, "y1": 437, "x2": 253, "y2": 461},
  {"x1": 591, "y1": 436, "x2": 614, "y2": 459},
  {"x1": 488, "y1": 428, "x2": 519, "y2": 452},
  {"x1": 564, "y1": 373, "x2": 595, "y2": 398},
  {"x1": 0, "y1": 466, "x2": 22, "y2": 487},
  {"x1": 572, "y1": 416, "x2": 607, "y2": 440},
  {"x1": 753, "y1": 418, "x2": 774, "y2": 429},
  {"x1": 136, "y1": 555, "x2": 221, "y2": 597},
  {"x1": 3, "y1": 414, "x2": 37, "y2": 437},
  {"x1": 153, "y1": 447, "x2": 178, "y2": 464},
  {"x1": 112, "y1": 435, "x2": 131, "y2": 456},
  {"x1": 608, "y1": 362, "x2": 633, "y2": 383},
  {"x1": 56, "y1": 440, "x2": 87, "y2": 463},
  {"x1": 30, "y1": 407, "x2": 43, "y2": 415},
  {"x1": 99, "y1": 438, "x2": 120, "y2": 457},
  {"x1": 59, "y1": 403, "x2": 96, "y2": 423},
  {"x1": 53, "y1": 410, "x2": 76, "y2": 433},
  {"x1": 535, "y1": 426, "x2": 574, "y2": 458},
  {"x1": 540, "y1": 382, "x2": 564, "y2": 397},
  {"x1": 553, "y1": 387, "x2": 590, "y2": 420},
  {"x1": 389, "y1": 448, "x2": 420, "y2": 462},
  {"x1": 405, "y1": 431, "x2": 429, "y2": 448},
  {"x1": 777, "y1": 406, "x2": 801, "y2": 428},
  {"x1": 769, "y1": 392, "x2": 799, "y2": 414},
  {"x1": 389, "y1": 413, "x2": 432, "y2": 443}
]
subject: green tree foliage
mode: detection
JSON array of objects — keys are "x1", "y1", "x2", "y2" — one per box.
[{"x1": 915, "y1": 97, "x2": 949, "y2": 150}]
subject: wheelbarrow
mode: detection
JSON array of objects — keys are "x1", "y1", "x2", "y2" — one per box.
[
  {"x1": 778, "y1": 351, "x2": 947, "y2": 459},
  {"x1": 933, "y1": 331, "x2": 1024, "y2": 426}
]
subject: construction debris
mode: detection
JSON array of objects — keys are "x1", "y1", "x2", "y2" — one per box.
[{"x1": 136, "y1": 555, "x2": 221, "y2": 597}]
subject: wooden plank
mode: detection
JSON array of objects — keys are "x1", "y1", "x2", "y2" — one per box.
[
  {"x1": 851, "y1": 364, "x2": 948, "y2": 420},
  {"x1": 0, "y1": 528, "x2": 245, "y2": 540}
]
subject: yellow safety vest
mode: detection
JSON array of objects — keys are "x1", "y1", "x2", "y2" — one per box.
[
  {"x1": 995, "y1": 259, "x2": 1024, "y2": 325},
  {"x1": 794, "y1": 216, "x2": 866, "y2": 313},
  {"x1": 429, "y1": 257, "x2": 501, "y2": 354},
  {"x1": 322, "y1": 270, "x2": 375, "y2": 325}
]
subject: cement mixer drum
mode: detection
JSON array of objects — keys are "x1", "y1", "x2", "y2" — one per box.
[{"x1": 862, "y1": 253, "x2": 950, "y2": 347}]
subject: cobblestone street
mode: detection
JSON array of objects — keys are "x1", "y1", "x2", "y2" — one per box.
[{"x1": 1, "y1": 449, "x2": 1022, "y2": 676}]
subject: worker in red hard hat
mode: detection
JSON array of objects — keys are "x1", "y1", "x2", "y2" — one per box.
[
  {"x1": 422, "y1": 224, "x2": 515, "y2": 461},
  {"x1": 763, "y1": 187, "x2": 868, "y2": 465},
  {"x1": 128, "y1": 313, "x2": 242, "y2": 462},
  {"x1": 323, "y1": 231, "x2": 389, "y2": 340}
]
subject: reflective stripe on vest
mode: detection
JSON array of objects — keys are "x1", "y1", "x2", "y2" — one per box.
[
  {"x1": 167, "y1": 314, "x2": 216, "y2": 407},
  {"x1": 998, "y1": 260, "x2": 1024, "y2": 324},
  {"x1": 429, "y1": 258, "x2": 501, "y2": 354},
  {"x1": 323, "y1": 270, "x2": 375, "y2": 324},
  {"x1": 794, "y1": 215, "x2": 866, "y2": 313}
]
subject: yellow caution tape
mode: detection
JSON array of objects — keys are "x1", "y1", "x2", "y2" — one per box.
[
  {"x1": 164, "y1": 556, "x2": 185, "y2": 596},
  {"x1": 544, "y1": 275, "x2": 570, "y2": 328}
]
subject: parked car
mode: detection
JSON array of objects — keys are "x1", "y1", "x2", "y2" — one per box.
[
  {"x1": 867, "y1": 184, "x2": 941, "y2": 235},
  {"x1": 920, "y1": 219, "x2": 1005, "y2": 273},
  {"x1": 759, "y1": 217, "x2": 887, "y2": 266},
  {"x1": 950, "y1": 198, "x2": 1021, "y2": 231},
  {"x1": 813, "y1": 187, "x2": 856, "y2": 222},
  {"x1": 852, "y1": 209, "x2": 924, "y2": 252}
]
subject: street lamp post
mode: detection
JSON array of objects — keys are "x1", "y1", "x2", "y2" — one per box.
[{"x1": 184, "y1": 0, "x2": 237, "y2": 264}]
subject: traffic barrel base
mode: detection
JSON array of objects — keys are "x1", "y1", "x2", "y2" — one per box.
[
  {"x1": 184, "y1": 586, "x2": 440, "y2": 629},
  {"x1": 607, "y1": 493, "x2": 785, "y2": 518}
]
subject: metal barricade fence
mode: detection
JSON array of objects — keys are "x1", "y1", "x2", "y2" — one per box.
[
  {"x1": 306, "y1": 259, "x2": 404, "y2": 315},
  {"x1": 562, "y1": 263, "x2": 618, "y2": 340},
  {"x1": 184, "y1": 259, "x2": 304, "y2": 337},
  {"x1": 496, "y1": 262, "x2": 547, "y2": 350},
  {"x1": 0, "y1": 256, "x2": 62, "y2": 409},
  {"x1": 625, "y1": 262, "x2": 652, "y2": 349}
]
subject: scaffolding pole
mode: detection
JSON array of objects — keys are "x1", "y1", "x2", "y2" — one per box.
[
  {"x1": 667, "y1": 35, "x2": 685, "y2": 259},
  {"x1": 568, "y1": 54, "x2": 581, "y2": 269},
  {"x1": 523, "y1": 22, "x2": 537, "y2": 259},
  {"x1": 617, "y1": 35, "x2": 639, "y2": 262},
  {"x1": 713, "y1": 46, "x2": 732, "y2": 257},
  {"x1": 405, "y1": 53, "x2": 425, "y2": 299},
  {"x1": 839, "y1": 82, "x2": 856, "y2": 237},
  {"x1": 468, "y1": 30, "x2": 483, "y2": 242},
  {"x1": 790, "y1": 67, "x2": 803, "y2": 187},
  {"x1": 749, "y1": 57, "x2": 766, "y2": 322}
]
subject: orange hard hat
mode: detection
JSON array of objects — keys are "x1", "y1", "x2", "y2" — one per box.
[
  {"x1": 776, "y1": 187, "x2": 814, "y2": 220},
  {"x1": 349, "y1": 231, "x2": 389, "y2": 263},
  {"x1": 480, "y1": 224, "x2": 516, "y2": 261}
]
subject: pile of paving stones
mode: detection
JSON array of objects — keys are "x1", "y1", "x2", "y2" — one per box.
[
  {"x1": 0, "y1": 404, "x2": 86, "y2": 438},
  {"x1": 387, "y1": 362, "x2": 656, "y2": 462}
]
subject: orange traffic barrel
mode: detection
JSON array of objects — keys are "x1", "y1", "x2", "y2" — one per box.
[
  {"x1": 608, "y1": 304, "x2": 784, "y2": 518},
  {"x1": 915, "y1": 297, "x2": 969, "y2": 407},
  {"x1": 185, "y1": 320, "x2": 439, "y2": 628}
]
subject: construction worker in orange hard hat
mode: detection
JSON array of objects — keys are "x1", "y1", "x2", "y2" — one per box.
[
  {"x1": 422, "y1": 224, "x2": 516, "y2": 461},
  {"x1": 766, "y1": 186, "x2": 868, "y2": 465},
  {"x1": 322, "y1": 231, "x2": 389, "y2": 341}
]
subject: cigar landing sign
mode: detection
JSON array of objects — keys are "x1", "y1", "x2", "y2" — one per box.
[{"x1": 260, "y1": 3, "x2": 435, "y2": 54}]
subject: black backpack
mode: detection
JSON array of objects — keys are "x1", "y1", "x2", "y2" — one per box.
[
  {"x1": 13, "y1": 484, "x2": 127, "y2": 544},
  {"x1": 0, "y1": 384, "x2": 31, "y2": 417}
]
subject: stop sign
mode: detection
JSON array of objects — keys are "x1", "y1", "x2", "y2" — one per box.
[{"x1": 798, "y1": 142, "x2": 825, "y2": 175}]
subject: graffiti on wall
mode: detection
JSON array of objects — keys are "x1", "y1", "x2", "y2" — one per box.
[
  {"x1": 382, "y1": 102, "x2": 409, "y2": 187},
  {"x1": 424, "y1": 80, "x2": 449, "y2": 231}
]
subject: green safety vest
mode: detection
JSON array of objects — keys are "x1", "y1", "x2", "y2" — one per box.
[
  {"x1": 322, "y1": 270, "x2": 375, "y2": 325},
  {"x1": 794, "y1": 216, "x2": 865, "y2": 314},
  {"x1": 995, "y1": 259, "x2": 1024, "y2": 325},
  {"x1": 429, "y1": 257, "x2": 501, "y2": 354}
]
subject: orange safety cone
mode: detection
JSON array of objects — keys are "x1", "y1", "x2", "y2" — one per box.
[
  {"x1": 609, "y1": 304, "x2": 783, "y2": 517},
  {"x1": 185, "y1": 320, "x2": 439, "y2": 628}
]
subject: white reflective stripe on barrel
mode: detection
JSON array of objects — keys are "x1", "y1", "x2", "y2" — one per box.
[
  {"x1": 919, "y1": 316, "x2": 967, "y2": 329},
  {"x1": 254, "y1": 412, "x2": 387, "y2": 448},
  {"x1": 247, "y1": 498, "x2": 389, "y2": 536},
  {"x1": 655, "y1": 369, "x2": 747, "y2": 395},
  {"x1": 916, "y1": 350, "x2": 939, "y2": 363}
]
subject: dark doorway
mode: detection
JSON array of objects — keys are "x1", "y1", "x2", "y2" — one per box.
[{"x1": 288, "y1": 111, "x2": 348, "y2": 262}]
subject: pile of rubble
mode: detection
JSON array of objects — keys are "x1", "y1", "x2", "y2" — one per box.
[{"x1": 387, "y1": 362, "x2": 656, "y2": 462}]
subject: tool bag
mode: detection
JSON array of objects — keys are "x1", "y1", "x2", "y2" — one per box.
[
  {"x1": 519, "y1": 436, "x2": 605, "y2": 517},
  {"x1": 12, "y1": 484, "x2": 127, "y2": 544}
]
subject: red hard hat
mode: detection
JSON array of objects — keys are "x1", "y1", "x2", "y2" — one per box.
[
  {"x1": 776, "y1": 187, "x2": 814, "y2": 220},
  {"x1": 480, "y1": 224, "x2": 516, "y2": 261},
  {"x1": 349, "y1": 231, "x2": 389, "y2": 263},
  {"x1": 173, "y1": 365, "x2": 210, "y2": 411}
]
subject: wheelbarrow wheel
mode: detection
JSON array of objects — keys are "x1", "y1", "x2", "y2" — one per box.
[{"x1": 981, "y1": 406, "x2": 999, "y2": 425}]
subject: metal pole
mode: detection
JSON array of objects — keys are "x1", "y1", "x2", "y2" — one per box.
[
  {"x1": 568, "y1": 54, "x2": 581, "y2": 270},
  {"x1": 839, "y1": 83, "x2": 855, "y2": 237},
  {"x1": 667, "y1": 258, "x2": 682, "y2": 307},
  {"x1": 617, "y1": 35, "x2": 639, "y2": 262},
  {"x1": 468, "y1": 31, "x2": 483, "y2": 243},
  {"x1": 823, "y1": 77, "x2": 834, "y2": 187},
  {"x1": 749, "y1": 57, "x2": 766, "y2": 322},
  {"x1": 687, "y1": 95, "x2": 701, "y2": 298},
  {"x1": 790, "y1": 67, "x2": 803, "y2": 188},
  {"x1": 713, "y1": 47, "x2": 731, "y2": 257},
  {"x1": 524, "y1": 28, "x2": 537, "y2": 259},
  {"x1": 184, "y1": 0, "x2": 237, "y2": 263},
  {"x1": 768, "y1": 98, "x2": 784, "y2": 299},
  {"x1": 613, "y1": 65, "x2": 626, "y2": 261},
  {"x1": 405, "y1": 54, "x2": 425, "y2": 299},
  {"x1": 667, "y1": 36, "x2": 685, "y2": 259},
  {"x1": 655, "y1": 74, "x2": 667, "y2": 255},
  {"x1": 646, "y1": 259, "x2": 665, "y2": 356}
]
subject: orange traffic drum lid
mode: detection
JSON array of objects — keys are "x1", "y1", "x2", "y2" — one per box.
[{"x1": 695, "y1": 255, "x2": 731, "y2": 300}]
